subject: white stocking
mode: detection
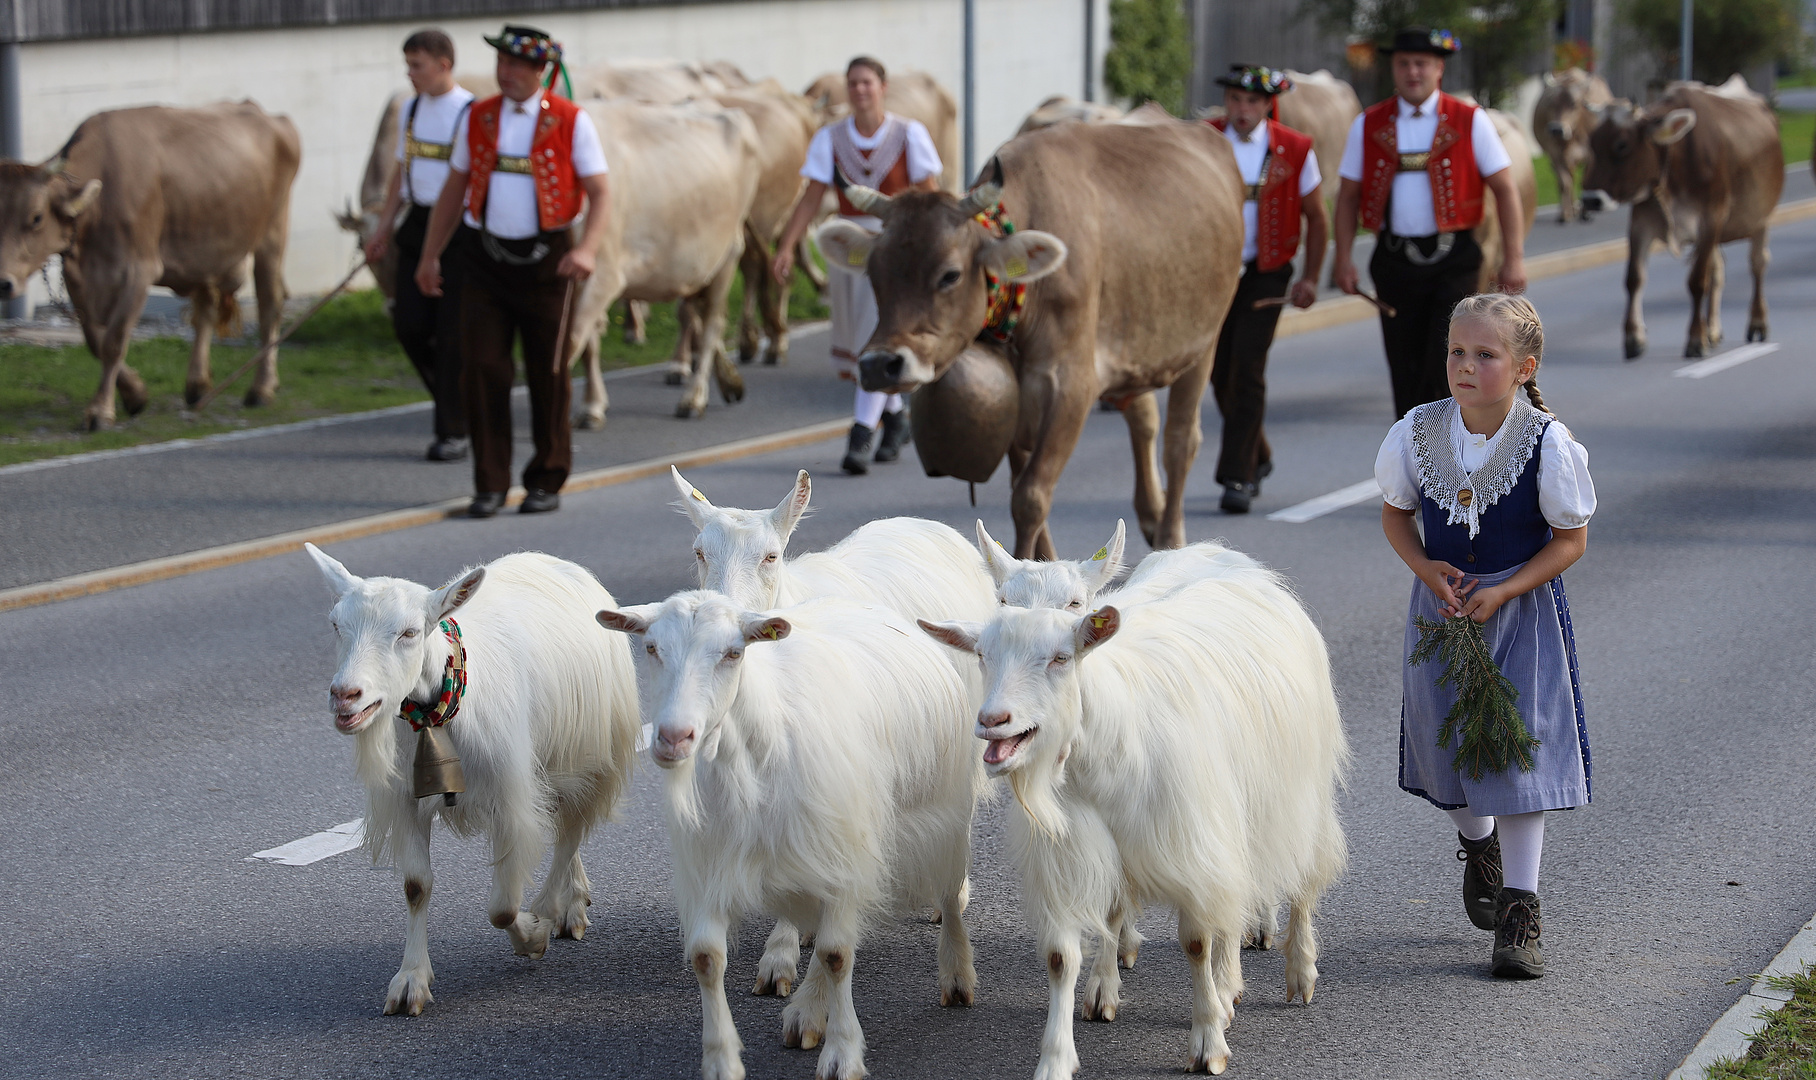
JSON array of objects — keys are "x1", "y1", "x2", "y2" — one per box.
[
  {"x1": 1445, "y1": 807, "x2": 1495, "y2": 842},
  {"x1": 853, "y1": 388, "x2": 904, "y2": 429},
  {"x1": 1495, "y1": 811, "x2": 1545, "y2": 893}
]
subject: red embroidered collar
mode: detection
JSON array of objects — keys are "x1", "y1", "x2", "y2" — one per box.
[{"x1": 399, "y1": 619, "x2": 467, "y2": 731}]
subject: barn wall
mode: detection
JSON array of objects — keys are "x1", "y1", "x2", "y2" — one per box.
[{"x1": 13, "y1": 0, "x2": 1108, "y2": 302}]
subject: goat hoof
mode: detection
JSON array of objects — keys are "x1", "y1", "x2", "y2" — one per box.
[
  {"x1": 750, "y1": 974, "x2": 792, "y2": 997},
  {"x1": 383, "y1": 969, "x2": 434, "y2": 1016},
  {"x1": 939, "y1": 975, "x2": 976, "y2": 1007},
  {"x1": 1119, "y1": 946, "x2": 1139, "y2": 969}
]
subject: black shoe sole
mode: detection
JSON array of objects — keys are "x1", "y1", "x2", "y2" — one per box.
[
  {"x1": 841, "y1": 455, "x2": 870, "y2": 475},
  {"x1": 1491, "y1": 951, "x2": 1544, "y2": 979}
]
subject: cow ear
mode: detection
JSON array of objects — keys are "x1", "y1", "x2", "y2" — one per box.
[
  {"x1": 771, "y1": 470, "x2": 811, "y2": 540},
  {"x1": 671, "y1": 465, "x2": 714, "y2": 526},
  {"x1": 1543, "y1": 72, "x2": 1558, "y2": 88},
  {"x1": 53, "y1": 178, "x2": 101, "y2": 220},
  {"x1": 1085, "y1": 520, "x2": 1126, "y2": 595},
  {"x1": 815, "y1": 219, "x2": 875, "y2": 275},
  {"x1": 975, "y1": 519, "x2": 1018, "y2": 586},
  {"x1": 431, "y1": 567, "x2": 485, "y2": 621},
  {"x1": 919, "y1": 618, "x2": 982, "y2": 654},
  {"x1": 742, "y1": 614, "x2": 791, "y2": 644},
  {"x1": 1651, "y1": 108, "x2": 1696, "y2": 146},
  {"x1": 1075, "y1": 606, "x2": 1121, "y2": 654},
  {"x1": 597, "y1": 605, "x2": 657, "y2": 635},
  {"x1": 305, "y1": 543, "x2": 360, "y2": 599},
  {"x1": 979, "y1": 230, "x2": 1068, "y2": 284}
]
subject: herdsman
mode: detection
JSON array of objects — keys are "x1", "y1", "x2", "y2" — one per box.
[
  {"x1": 1332, "y1": 27, "x2": 1527, "y2": 419},
  {"x1": 365, "y1": 29, "x2": 474, "y2": 463},
  {"x1": 1205, "y1": 65, "x2": 1329, "y2": 515},
  {"x1": 772, "y1": 56, "x2": 942, "y2": 476},
  {"x1": 415, "y1": 25, "x2": 611, "y2": 518}
]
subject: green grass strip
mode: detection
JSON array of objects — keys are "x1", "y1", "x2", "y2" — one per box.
[{"x1": 1704, "y1": 965, "x2": 1816, "y2": 1079}]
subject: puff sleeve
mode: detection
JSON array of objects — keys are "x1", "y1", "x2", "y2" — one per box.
[{"x1": 1374, "y1": 416, "x2": 1422, "y2": 511}]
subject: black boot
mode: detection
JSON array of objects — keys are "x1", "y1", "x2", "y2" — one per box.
[
  {"x1": 873, "y1": 409, "x2": 910, "y2": 463},
  {"x1": 1457, "y1": 829, "x2": 1503, "y2": 931},
  {"x1": 1220, "y1": 483, "x2": 1256, "y2": 514},
  {"x1": 841, "y1": 422, "x2": 876, "y2": 475},
  {"x1": 1491, "y1": 888, "x2": 1544, "y2": 979}
]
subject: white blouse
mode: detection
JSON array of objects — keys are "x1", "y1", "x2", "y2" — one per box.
[{"x1": 1375, "y1": 410, "x2": 1597, "y2": 529}]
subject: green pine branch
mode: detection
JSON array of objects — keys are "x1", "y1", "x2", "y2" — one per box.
[{"x1": 1409, "y1": 615, "x2": 1540, "y2": 781}]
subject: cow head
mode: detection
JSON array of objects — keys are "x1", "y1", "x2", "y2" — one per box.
[
  {"x1": 816, "y1": 181, "x2": 1068, "y2": 394},
  {"x1": 0, "y1": 157, "x2": 101, "y2": 302},
  {"x1": 1541, "y1": 74, "x2": 1595, "y2": 143},
  {"x1": 1584, "y1": 101, "x2": 1694, "y2": 203}
]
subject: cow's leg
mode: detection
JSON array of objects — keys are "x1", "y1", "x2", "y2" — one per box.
[
  {"x1": 249, "y1": 238, "x2": 286, "y2": 406},
  {"x1": 78, "y1": 266, "x2": 154, "y2": 431},
  {"x1": 761, "y1": 239, "x2": 791, "y2": 365},
  {"x1": 1180, "y1": 913, "x2": 1232, "y2": 1075},
  {"x1": 622, "y1": 298, "x2": 648, "y2": 345},
  {"x1": 755, "y1": 919, "x2": 803, "y2": 997},
  {"x1": 737, "y1": 226, "x2": 765, "y2": 364},
  {"x1": 1622, "y1": 201, "x2": 1666, "y2": 360},
  {"x1": 665, "y1": 301, "x2": 694, "y2": 386},
  {"x1": 1283, "y1": 893, "x2": 1322, "y2": 1004},
  {"x1": 486, "y1": 788, "x2": 553, "y2": 959},
  {"x1": 1009, "y1": 367, "x2": 1091, "y2": 559},
  {"x1": 184, "y1": 286, "x2": 219, "y2": 407},
  {"x1": 688, "y1": 912, "x2": 746, "y2": 1080},
  {"x1": 531, "y1": 805, "x2": 592, "y2": 940},
  {"x1": 807, "y1": 904, "x2": 867, "y2": 1080},
  {"x1": 1120, "y1": 392, "x2": 1165, "y2": 548},
  {"x1": 1747, "y1": 229, "x2": 1771, "y2": 342},
  {"x1": 574, "y1": 279, "x2": 616, "y2": 430},
  {"x1": 1157, "y1": 345, "x2": 1217, "y2": 549},
  {"x1": 576, "y1": 337, "x2": 609, "y2": 430},
  {"x1": 679, "y1": 249, "x2": 746, "y2": 418},
  {"x1": 1705, "y1": 245, "x2": 1726, "y2": 349},
  {"x1": 797, "y1": 234, "x2": 828, "y2": 291},
  {"x1": 1683, "y1": 228, "x2": 1720, "y2": 359},
  {"x1": 1034, "y1": 925, "x2": 1084, "y2": 1080},
  {"x1": 1552, "y1": 155, "x2": 1574, "y2": 223},
  {"x1": 384, "y1": 805, "x2": 436, "y2": 1015}
]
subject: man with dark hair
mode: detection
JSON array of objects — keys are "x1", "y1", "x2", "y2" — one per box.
[
  {"x1": 365, "y1": 28, "x2": 474, "y2": 462},
  {"x1": 414, "y1": 25, "x2": 611, "y2": 518}
]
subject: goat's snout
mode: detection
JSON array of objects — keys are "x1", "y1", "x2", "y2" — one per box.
[
  {"x1": 331, "y1": 684, "x2": 380, "y2": 732},
  {"x1": 653, "y1": 724, "x2": 697, "y2": 764},
  {"x1": 978, "y1": 709, "x2": 1013, "y2": 730},
  {"x1": 330, "y1": 684, "x2": 363, "y2": 709}
]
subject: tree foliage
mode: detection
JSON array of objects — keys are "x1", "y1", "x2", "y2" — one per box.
[
  {"x1": 1299, "y1": 0, "x2": 1561, "y2": 107},
  {"x1": 1621, "y1": 0, "x2": 1810, "y2": 84},
  {"x1": 1103, "y1": 0, "x2": 1192, "y2": 115}
]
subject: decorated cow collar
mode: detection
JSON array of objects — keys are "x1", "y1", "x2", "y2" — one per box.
[
  {"x1": 972, "y1": 198, "x2": 1027, "y2": 344},
  {"x1": 399, "y1": 619, "x2": 468, "y2": 731}
]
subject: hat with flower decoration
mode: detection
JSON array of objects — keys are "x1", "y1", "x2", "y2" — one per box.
[
  {"x1": 1379, "y1": 26, "x2": 1459, "y2": 56},
  {"x1": 1215, "y1": 64, "x2": 1293, "y2": 96},
  {"x1": 484, "y1": 24, "x2": 571, "y2": 97}
]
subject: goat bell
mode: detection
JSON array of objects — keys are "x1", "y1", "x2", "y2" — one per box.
[{"x1": 411, "y1": 724, "x2": 466, "y2": 805}]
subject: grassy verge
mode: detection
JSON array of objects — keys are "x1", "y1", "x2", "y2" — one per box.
[
  {"x1": 1704, "y1": 965, "x2": 1816, "y2": 1080},
  {"x1": 0, "y1": 262, "x2": 829, "y2": 469}
]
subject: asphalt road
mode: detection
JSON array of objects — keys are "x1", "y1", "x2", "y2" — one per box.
[{"x1": 2, "y1": 218, "x2": 1815, "y2": 1080}]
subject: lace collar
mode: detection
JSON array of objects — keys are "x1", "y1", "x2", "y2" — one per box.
[
  {"x1": 1410, "y1": 398, "x2": 1548, "y2": 538},
  {"x1": 830, "y1": 113, "x2": 906, "y2": 190}
]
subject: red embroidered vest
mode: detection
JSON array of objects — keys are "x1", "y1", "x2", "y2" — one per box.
[
  {"x1": 1358, "y1": 91, "x2": 1484, "y2": 235},
  {"x1": 832, "y1": 117, "x2": 914, "y2": 218},
  {"x1": 466, "y1": 93, "x2": 586, "y2": 233},
  {"x1": 1207, "y1": 117, "x2": 1313, "y2": 272}
]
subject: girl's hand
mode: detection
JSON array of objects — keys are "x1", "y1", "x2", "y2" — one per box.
[
  {"x1": 1458, "y1": 583, "x2": 1509, "y2": 623},
  {"x1": 1418, "y1": 561, "x2": 1473, "y2": 615}
]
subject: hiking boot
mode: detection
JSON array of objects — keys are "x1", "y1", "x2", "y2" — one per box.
[
  {"x1": 1457, "y1": 829, "x2": 1503, "y2": 931},
  {"x1": 873, "y1": 408, "x2": 910, "y2": 463},
  {"x1": 841, "y1": 422, "x2": 877, "y2": 475},
  {"x1": 1491, "y1": 888, "x2": 1544, "y2": 979}
]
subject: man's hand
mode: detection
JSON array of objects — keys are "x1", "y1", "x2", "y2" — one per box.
[
  {"x1": 557, "y1": 245, "x2": 596, "y2": 280},
  {"x1": 771, "y1": 246, "x2": 796, "y2": 285},
  {"x1": 415, "y1": 256, "x2": 442, "y2": 298},
  {"x1": 363, "y1": 229, "x2": 390, "y2": 266},
  {"x1": 1332, "y1": 261, "x2": 1359, "y2": 295},
  {"x1": 1289, "y1": 277, "x2": 1318, "y2": 309},
  {"x1": 1495, "y1": 253, "x2": 1527, "y2": 295}
]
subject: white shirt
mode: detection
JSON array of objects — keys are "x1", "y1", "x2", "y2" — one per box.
[
  {"x1": 1221, "y1": 122, "x2": 1322, "y2": 264},
  {"x1": 449, "y1": 90, "x2": 610, "y2": 239},
  {"x1": 1374, "y1": 411, "x2": 1597, "y2": 529},
  {"x1": 802, "y1": 115, "x2": 942, "y2": 231},
  {"x1": 1337, "y1": 95, "x2": 1512, "y2": 238},
  {"x1": 393, "y1": 85, "x2": 476, "y2": 207}
]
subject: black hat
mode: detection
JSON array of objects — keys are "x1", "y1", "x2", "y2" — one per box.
[
  {"x1": 485, "y1": 25, "x2": 562, "y2": 66},
  {"x1": 1214, "y1": 64, "x2": 1292, "y2": 96},
  {"x1": 1379, "y1": 26, "x2": 1459, "y2": 56}
]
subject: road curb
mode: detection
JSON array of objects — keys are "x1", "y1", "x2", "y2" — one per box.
[
  {"x1": 1666, "y1": 912, "x2": 1816, "y2": 1079},
  {"x1": 0, "y1": 418, "x2": 849, "y2": 614}
]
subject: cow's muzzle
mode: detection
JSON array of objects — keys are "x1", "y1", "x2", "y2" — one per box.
[
  {"x1": 1546, "y1": 121, "x2": 1569, "y2": 139},
  {"x1": 857, "y1": 347, "x2": 936, "y2": 393},
  {"x1": 0, "y1": 277, "x2": 18, "y2": 301}
]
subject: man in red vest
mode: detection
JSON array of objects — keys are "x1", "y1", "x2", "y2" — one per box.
[
  {"x1": 1205, "y1": 65, "x2": 1328, "y2": 514},
  {"x1": 1332, "y1": 27, "x2": 1527, "y2": 419},
  {"x1": 414, "y1": 25, "x2": 612, "y2": 518}
]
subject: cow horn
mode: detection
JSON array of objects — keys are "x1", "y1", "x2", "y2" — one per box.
[
  {"x1": 843, "y1": 185, "x2": 894, "y2": 216},
  {"x1": 40, "y1": 155, "x2": 67, "y2": 176},
  {"x1": 958, "y1": 181, "x2": 1001, "y2": 217}
]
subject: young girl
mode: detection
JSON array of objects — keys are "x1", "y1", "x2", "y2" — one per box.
[{"x1": 1374, "y1": 293, "x2": 1595, "y2": 979}]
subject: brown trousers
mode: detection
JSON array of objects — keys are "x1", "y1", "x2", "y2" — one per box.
[
  {"x1": 1209, "y1": 261, "x2": 1292, "y2": 488},
  {"x1": 456, "y1": 226, "x2": 574, "y2": 495}
]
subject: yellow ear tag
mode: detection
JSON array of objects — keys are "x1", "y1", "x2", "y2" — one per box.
[
  {"x1": 1091, "y1": 547, "x2": 1108, "y2": 561},
  {"x1": 691, "y1": 488, "x2": 707, "y2": 502},
  {"x1": 1005, "y1": 255, "x2": 1029, "y2": 278},
  {"x1": 846, "y1": 248, "x2": 867, "y2": 266},
  {"x1": 1091, "y1": 614, "x2": 1108, "y2": 630},
  {"x1": 762, "y1": 624, "x2": 782, "y2": 640}
]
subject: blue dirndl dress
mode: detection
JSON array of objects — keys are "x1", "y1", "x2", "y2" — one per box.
[{"x1": 1397, "y1": 400, "x2": 1592, "y2": 817}]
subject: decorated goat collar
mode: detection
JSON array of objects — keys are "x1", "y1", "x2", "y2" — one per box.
[
  {"x1": 399, "y1": 619, "x2": 467, "y2": 731},
  {"x1": 972, "y1": 198, "x2": 1027, "y2": 344},
  {"x1": 1411, "y1": 398, "x2": 1549, "y2": 539}
]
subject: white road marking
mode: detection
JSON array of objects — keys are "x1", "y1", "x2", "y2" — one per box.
[
  {"x1": 1674, "y1": 342, "x2": 1781, "y2": 380},
  {"x1": 247, "y1": 818, "x2": 364, "y2": 866},
  {"x1": 637, "y1": 723, "x2": 653, "y2": 751},
  {"x1": 1267, "y1": 480, "x2": 1384, "y2": 523}
]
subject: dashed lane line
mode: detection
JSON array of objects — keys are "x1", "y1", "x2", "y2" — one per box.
[
  {"x1": 1674, "y1": 341, "x2": 1782, "y2": 380},
  {"x1": 1267, "y1": 480, "x2": 1384, "y2": 524}
]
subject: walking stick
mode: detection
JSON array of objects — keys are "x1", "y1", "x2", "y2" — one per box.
[
  {"x1": 1250, "y1": 290, "x2": 1397, "y2": 318},
  {"x1": 550, "y1": 278, "x2": 577, "y2": 376},
  {"x1": 192, "y1": 257, "x2": 370, "y2": 412}
]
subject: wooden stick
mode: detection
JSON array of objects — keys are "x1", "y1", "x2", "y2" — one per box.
[
  {"x1": 1356, "y1": 289, "x2": 1398, "y2": 319},
  {"x1": 1251, "y1": 296, "x2": 1289, "y2": 310},
  {"x1": 1252, "y1": 291, "x2": 1397, "y2": 318},
  {"x1": 193, "y1": 258, "x2": 370, "y2": 412},
  {"x1": 550, "y1": 277, "x2": 577, "y2": 376}
]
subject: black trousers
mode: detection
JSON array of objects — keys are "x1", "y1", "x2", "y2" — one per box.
[
  {"x1": 457, "y1": 226, "x2": 574, "y2": 496},
  {"x1": 1369, "y1": 230, "x2": 1483, "y2": 419},
  {"x1": 1209, "y1": 261, "x2": 1293, "y2": 488},
  {"x1": 391, "y1": 206, "x2": 466, "y2": 441}
]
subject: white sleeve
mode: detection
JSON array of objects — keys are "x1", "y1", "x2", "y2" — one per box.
[
  {"x1": 1536, "y1": 421, "x2": 1596, "y2": 529},
  {"x1": 801, "y1": 126, "x2": 835, "y2": 184},
  {"x1": 447, "y1": 109, "x2": 472, "y2": 172},
  {"x1": 1337, "y1": 113, "x2": 1366, "y2": 182},
  {"x1": 570, "y1": 109, "x2": 609, "y2": 177},
  {"x1": 1374, "y1": 417, "x2": 1422, "y2": 511},
  {"x1": 1472, "y1": 108, "x2": 1512, "y2": 178},
  {"x1": 1298, "y1": 149, "x2": 1322, "y2": 197},
  {"x1": 905, "y1": 120, "x2": 943, "y2": 183}
]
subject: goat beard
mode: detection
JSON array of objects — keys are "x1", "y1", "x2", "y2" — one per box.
[
  {"x1": 353, "y1": 716, "x2": 404, "y2": 864},
  {"x1": 1007, "y1": 740, "x2": 1072, "y2": 842}
]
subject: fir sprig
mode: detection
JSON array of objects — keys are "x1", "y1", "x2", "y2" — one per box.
[{"x1": 1409, "y1": 615, "x2": 1541, "y2": 780}]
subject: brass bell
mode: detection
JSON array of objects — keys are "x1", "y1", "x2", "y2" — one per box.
[{"x1": 412, "y1": 724, "x2": 466, "y2": 805}]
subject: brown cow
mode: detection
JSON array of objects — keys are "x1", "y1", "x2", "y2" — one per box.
[
  {"x1": 1584, "y1": 77, "x2": 1784, "y2": 358},
  {"x1": 0, "y1": 102, "x2": 300, "y2": 429},
  {"x1": 1017, "y1": 95, "x2": 1124, "y2": 134},
  {"x1": 815, "y1": 119, "x2": 1244, "y2": 558},
  {"x1": 715, "y1": 80, "x2": 817, "y2": 367},
  {"x1": 1533, "y1": 68, "x2": 1613, "y2": 223},
  {"x1": 1473, "y1": 108, "x2": 1538, "y2": 293}
]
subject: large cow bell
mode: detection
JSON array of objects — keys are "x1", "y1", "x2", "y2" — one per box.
[
  {"x1": 412, "y1": 725, "x2": 466, "y2": 805},
  {"x1": 908, "y1": 342, "x2": 1018, "y2": 484}
]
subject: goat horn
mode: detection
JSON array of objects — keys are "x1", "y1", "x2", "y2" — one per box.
[
  {"x1": 843, "y1": 185, "x2": 894, "y2": 216},
  {"x1": 957, "y1": 181, "x2": 1001, "y2": 217}
]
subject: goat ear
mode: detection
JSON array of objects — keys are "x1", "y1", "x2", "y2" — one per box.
[
  {"x1": 919, "y1": 618, "x2": 981, "y2": 654},
  {"x1": 978, "y1": 230, "x2": 1068, "y2": 284},
  {"x1": 1652, "y1": 108, "x2": 1696, "y2": 145},
  {"x1": 742, "y1": 614, "x2": 791, "y2": 643},
  {"x1": 815, "y1": 219, "x2": 875, "y2": 276},
  {"x1": 304, "y1": 542, "x2": 360, "y2": 599},
  {"x1": 1075, "y1": 606, "x2": 1121, "y2": 653},
  {"x1": 430, "y1": 567, "x2": 485, "y2": 621},
  {"x1": 771, "y1": 470, "x2": 811, "y2": 540},
  {"x1": 671, "y1": 465, "x2": 714, "y2": 526},
  {"x1": 1086, "y1": 520, "x2": 1126, "y2": 594},
  {"x1": 54, "y1": 178, "x2": 101, "y2": 220},
  {"x1": 596, "y1": 604, "x2": 657, "y2": 635},
  {"x1": 975, "y1": 519, "x2": 1018, "y2": 585}
]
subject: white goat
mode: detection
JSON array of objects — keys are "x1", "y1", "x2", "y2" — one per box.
[
  {"x1": 305, "y1": 545, "x2": 640, "y2": 1016},
  {"x1": 598, "y1": 591, "x2": 984, "y2": 1080},
  {"x1": 670, "y1": 464, "x2": 997, "y2": 996},
  {"x1": 922, "y1": 573, "x2": 1348, "y2": 1078}
]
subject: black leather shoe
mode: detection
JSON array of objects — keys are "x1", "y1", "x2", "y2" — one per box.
[
  {"x1": 873, "y1": 409, "x2": 910, "y2": 463},
  {"x1": 468, "y1": 492, "x2": 506, "y2": 518},
  {"x1": 1220, "y1": 483, "x2": 1255, "y2": 514},
  {"x1": 841, "y1": 423, "x2": 876, "y2": 475},
  {"x1": 426, "y1": 437, "x2": 469, "y2": 462},
  {"x1": 519, "y1": 488, "x2": 561, "y2": 514}
]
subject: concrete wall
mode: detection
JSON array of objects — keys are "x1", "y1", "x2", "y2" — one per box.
[{"x1": 14, "y1": 0, "x2": 1109, "y2": 306}]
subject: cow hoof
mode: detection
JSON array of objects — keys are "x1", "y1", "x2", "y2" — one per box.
[
  {"x1": 717, "y1": 379, "x2": 745, "y2": 405},
  {"x1": 83, "y1": 412, "x2": 112, "y2": 433},
  {"x1": 1684, "y1": 340, "x2": 1705, "y2": 359},
  {"x1": 1748, "y1": 324, "x2": 1768, "y2": 343},
  {"x1": 738, "y1": 343, "x2": 758, "y2": 365},
  {"x1": 184, "y1": 380, "x2": 211, "y2": 407},
  {"x1": 676, "y1": 401, "x2": 705, "y2": 419},
  {"x1": 244, "y1": 387, "x2": 275, "y2": 408},
  {"x1": 762, "y1": 347, "x2": 785, "y2": 366},
  {"x1": 1623, "y1": 336, "x2": 1646, "y2": 361},
  {"x1": 664, "y1": 370, "x2": 684, "y2": 386},
  {"x1": 574, "y1": 412, "x2": 605, "y2": 431}
]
